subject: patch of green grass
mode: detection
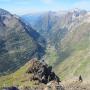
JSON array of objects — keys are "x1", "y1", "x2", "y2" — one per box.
[
  {"x1": 45, "y1": 45, "x2": 59, "y2": 66},
  {"x1": 0, "y1": 61, "x2": 38, "y2": 88},
  {"x1": 54, "y1": 48, "x2": 90, "y2": 80}
]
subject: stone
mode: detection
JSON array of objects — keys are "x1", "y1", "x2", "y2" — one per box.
[
  {"x1": 44, "y1": 81, "x2": 64, "y2": 90},
  {"x1": 26, "y1": 59, "x2": 60, "y2": 84}
]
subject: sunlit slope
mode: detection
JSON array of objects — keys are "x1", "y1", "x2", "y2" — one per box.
[
  {"x1": 0, "y1": 61, "x2": 38, "y2": 88},
  {"x1": 55, "y1": 21, "x2": 90, "y2": 80}
]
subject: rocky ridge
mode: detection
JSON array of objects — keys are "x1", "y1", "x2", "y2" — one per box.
[{"x1": 2, "y1": 59, "x2": 64, "y2": 90}]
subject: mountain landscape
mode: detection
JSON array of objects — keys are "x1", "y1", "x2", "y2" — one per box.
[
  {"x1": 22, "y1": 9, "x2": 90, "y2": 80},
  {"x1": 0, "y1": 8, "x2": 46, "y2": 75},
  {"x1": 0, "y1": 8, "x2": 90, "y2": 90}
]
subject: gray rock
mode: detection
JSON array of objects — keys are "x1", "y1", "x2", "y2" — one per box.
[{"x1": 26, "y1": 59, "x2": 60, "y2": 84}]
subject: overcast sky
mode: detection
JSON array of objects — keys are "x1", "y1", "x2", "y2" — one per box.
[{"x1": 0, "y1": 0, "x2": 90, "y2": 15}]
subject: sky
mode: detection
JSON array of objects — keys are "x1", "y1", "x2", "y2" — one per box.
[{"x1": 0, "y1": 0, "x2": 90, "y2": 15}]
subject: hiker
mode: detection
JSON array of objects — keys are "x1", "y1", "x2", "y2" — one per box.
[{"x1": 79, "y1": 75, "x2": 83, "y2": 82}]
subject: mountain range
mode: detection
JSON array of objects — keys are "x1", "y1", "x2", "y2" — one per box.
[
  {"x1": 22, "y1": 9, "x2": 90, "y2": 80},
  {"x1": 0, "y1": 8, "x2": 90, "y2": 89}
]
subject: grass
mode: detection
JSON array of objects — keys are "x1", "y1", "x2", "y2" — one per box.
[
  {"x1": 54, "y1": 47, "x2": 90, "y2": 80},
  {"x1": 45, "y1": 45, "x2": 59, "y2": 67},
  {"x1": 0, "y1": 61, "x2": 39, "y2": 88},
  {"x1": 52, "y1": 22, "x2": 90, "y2": 80}
]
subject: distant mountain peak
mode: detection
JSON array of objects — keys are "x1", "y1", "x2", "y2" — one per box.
[{"x1": 0, "y1": 8, "x2": 11, "y2": 15}]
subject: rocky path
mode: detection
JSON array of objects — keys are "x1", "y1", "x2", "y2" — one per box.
[{"x1": 62, "y1": 80, "x2": 90, "y2": 90}]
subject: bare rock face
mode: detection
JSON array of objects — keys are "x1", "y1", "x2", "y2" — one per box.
[{"x1": 26, "y1": 59, "x2": 60, "y2": 84}]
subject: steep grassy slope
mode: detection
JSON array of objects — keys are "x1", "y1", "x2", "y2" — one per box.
[
  {"x1": 54, "y1": 17, "x2": 90, "y2": 80},
  {"x1": 0, "y1": 60, "x2": 39, "y2": 88},
  {"x1": 0, "y1": 9, "x2": 45, "y2": 75},
  {"x1": 44, "y1": 45, "x2": 59, "y2": 67}
]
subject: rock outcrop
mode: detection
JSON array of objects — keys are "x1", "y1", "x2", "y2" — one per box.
[
  {"x1": 2, "y1": 59, "x2": 63, "y2": 90},
  {"x1": 26, "y1": 59, "x2": 60, "y2": 84}
]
